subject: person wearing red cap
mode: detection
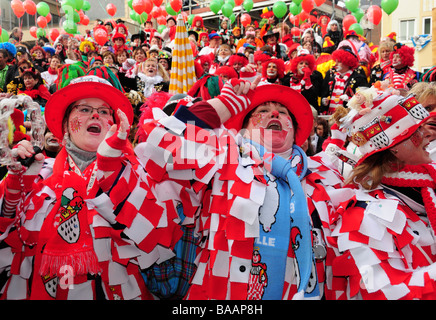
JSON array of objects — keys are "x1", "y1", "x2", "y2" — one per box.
[
  {"x1": 322, "y1": 85, "x2": 436, "y2": 300},
  {"x1": 320, "y1": 45, "x2": 369, "y2": 115},
  {"x1": 384, "y1": 42, "x2": 420, "y2": 92},
  {"x1": 0, "y1": 66, "x2": 169, "y2": 300}
]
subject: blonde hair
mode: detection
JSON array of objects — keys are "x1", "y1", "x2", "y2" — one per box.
[
  {"x1": 139, "y1": 57, "x2": 170, "y2": 82},
  {"x1": 378, "y1": 40, "x2": 394, "y2": 52},
  {"x1": 409, "y1": 82, "x2": 436, "y2": 104}
]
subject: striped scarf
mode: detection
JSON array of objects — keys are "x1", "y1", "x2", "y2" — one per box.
[
  {"x1": 381, "y1": 163, "x2": 436, "y2": 235},
  {"x1": 329, "y1": 70, "x2": 352, "y2": 114}
]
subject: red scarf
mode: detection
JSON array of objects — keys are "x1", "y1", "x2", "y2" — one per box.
[
  {"x1": 328, "y1": 70, "x2": 353, "y2": 114},
  {"x1": 381, "y1": 163, "x2": 436, "y2": 235},
  {"x1": 47, "y1": 67, "x2": 58, "y2": 75}
]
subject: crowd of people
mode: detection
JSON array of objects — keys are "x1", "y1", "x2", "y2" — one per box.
[{"x1": 1, "y1": 9, "x2": 436, "y2": 301}]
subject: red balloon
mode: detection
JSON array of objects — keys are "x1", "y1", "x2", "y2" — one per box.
[
  {"x1": 37, "y1": 16, "x2": 47, "y2": 28},
  {"x1": 367, "y1": 5, "x2": 382, "y2": 25},
  {"x1": 82, "y1": 15, "x2": 90, "y2": 25},
  {"x1": 23, "y1": 0, "x2": 36, "y2": 15},
  {"x1": 156, "y1": 15, "x2": 166, "y2": 25},
  {"x1": 106, "y1": 3, "x2": 117, "y2": 16},
  {"x1": 298, "y1": 11, "x2": 310, "y2": 22},
  {"x1": 11, "y1": 0, "x2": 25, "y2": 18},
  {"x1": 170, "y1": 0, "x2": 182, "y2": 13},
  {"x1": 45, "y1": 12, "x2": 52, "y2": 23},
  {"x1": 314, "y1": 0, "x2": 325, "y2": 6},
  {"x1": 241, "y1": 13, "x2": 251, "y2": 27},
  {"x1": 301, "y1": 0, "x2": 314, "y2": 13},
  {"x1": 150, "y1": 6, "x2": 161, "y2": 18},
  {"x1": 132, "y1": 0, "x2": 146, "y2": 14},
  {"x1": 234, "y1": 0, "x2": 243, "y2": 5},
  {"x1": 49, "y1": 28, "x2": 60, "y2": 42},
  {"x1": 288, "y1": 14, "x2": 300, "y2": 26},
  {"x1": 29, "y1": 26, "x2": 37, "y2": 38},
  {"x1": 152, "y1": 0, "x2": 163, "y2": 6},
  {"x1": 342, "y1": 14, "x2": 357, "y2": 31},
  {"x1": 291, "y1": 27, "x2": 301, "y2": 37},
  {"x1": 94, "y1": 26, "x2": 108, "y2": 46}
]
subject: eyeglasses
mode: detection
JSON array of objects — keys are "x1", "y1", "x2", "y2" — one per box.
[{"x1": 73, "y1": 104, "x2": 113, "y2": 117}]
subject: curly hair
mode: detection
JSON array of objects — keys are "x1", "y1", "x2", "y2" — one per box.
[
  {"x1": 261, "y1": 58, "x2": 285, "y2": 79},
  {"x1": 332, "y1": 46, "x2": 359, "y2": 69},
  {"x1": 389, "y1": 43, "x2": 415, "y2": 67},
  {"x1": 289, "y1": 53, "x2": 316, "y2": 75}
]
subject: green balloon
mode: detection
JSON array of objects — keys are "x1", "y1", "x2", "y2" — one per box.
[
  {"x1": 242, "y1": 0, "x2": 253, "y2": 12},
  {"x1": 0, "y1": 29, "x2": 9, "y2": 42},
  {"x1": 381, "y1": 0, "x2": 398, "y2": 15},
  {"x1": 229, "y1": 13, "x2": 236, "y2": 24},
  {"x1": 349, "y1": 23, "x2": 364, "y2": 36},
  {"x1": 138, "y1": 12, "x2": 148, "y2": 24},
  {"x1": 73, "y1": 10, "x2": 80, "y2": 23},
  {"x1": 62, "y1": 19, "x2": 77, "y2": 34},
  {"x1": 130, "y1": 10, "x2": 138, "y2": 22},
  {"x1": 225, "y1": 0, "x2": 235, "y2": 9},
  {"x1": 82, "y1": 0, "x2": 91, "y2": 11},
  {"x1": 293, "y1": 0, "x2": 303, "y2": 5},
  {"x1": 273, "y1": 1, "x2": 287, "y2": 18},
  {"x1": 75, "y1": 0, "x2": 84, "y2": 10},
  {"x1": 221, "y1": 3, "x2": 233, "y2": 17},
  {"x1": 128, "y1": 0, "x2": 133, "y2": 9},
  {"x1": 157, "y1": 25, "x2": 166, "y2": 33},
  {"x1": 210, "y1": 0, "x2": 222, "y2": 14},
  {"x1": 289, "y1": 2, "x2": 302, "y2": 16},
  {"x1": 61, "y1": 0, "x2": 77, "y2": 9},
  {"x1": 352, "y1": 8, "x2": 364, "y2": 22},
  {"x1": 187, "y1": 14, "x2": 194, "y2": 25},
  {"x1": 344, "y1": 0, "x2": 359, "y2": 12},
  {"x1": 36, "y1": 2, "x2": 50, "y2": 17},
  {"x1": 36, "y1": 28, "x2": 46, "y2": 38},
  {"x1": 165, "y1": 2, "x2": 178, "y2": 15}
]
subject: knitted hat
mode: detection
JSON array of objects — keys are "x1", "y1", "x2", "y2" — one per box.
[
  {"x1": 45, "y1": 66, "x2": 133, "y2": 140},
  {"x1": 112, "y1": 32, "x2": 126, "y2": 43},
  {"x1": 0, "y1": 42, "x2": 17, "y2": 57},
  {"x1": 386, "y1": 32, "x2": 397, "y2": 42},
  {"x1": 260, "y1": 7, "x2": 274, "y2": 19},
  {"x1": 55, "y1": 62, "x2": 87, "y2": 90},
  {"x1": 323, "y1": 36, "x2": 335, "y2": 48},
  {"x1": 336, "y1": 88, "x2": 431, "y2": 165},
  {"x1": 8, "y1": 108, "x2": 30, "y2": 145}
]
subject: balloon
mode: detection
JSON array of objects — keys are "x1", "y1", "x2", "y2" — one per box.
[
  {"x1": 352, "y1": 8, "x2": 364, "y2": 22},
  {"x1": 273, "y1": 1, "x2": 287, "y2": 18},
  {"x1": 342, "y1": 14, "x2": 357, "y2": 31},
  {"x1": 157, "y1": 24, "x2": 166, "y2": 33},
  {"x1": 23, "y1": 0, "x2": 37, "y2": 15},
  {"x1": 36, "y1": 27, "x2": 46, "y2": 38},
  {"x1": 229, "y1": 13, "x2": 236, "y2": 24},
  {"x1": 381, "y1": 0, "x2": 398, "y2": 15},
  {"x1": 210, "y1": 0, "x2": 222, "y2": 14},
  {"x1": 132, "y1": 0, "x2": 148, "y2": 14},
  {"x1": 367, "y1": 5, "x2": 382, "y2": 25},
  {"x1": 0, "y1": 29, "x2": 9, "y2": 42},
  {"x1": 170, "y1": 0, "x2": 182, "y2": 13},
  {"x1": 151, "y1": 6, "x2": 161, "y2": 18},
  {"x1": 30, "y1": 26, "x2": 38, "y2": 38},
  {"x1": 62, "y1": 19, "x2": 77, "y2": 34},
  {"x1": 81, "y1": 0, "x2": 90, "y2": 11},
  {"x1": 225, "y1": 0, "x2": 235, "y2": 8},
  {"x1": 130, "y1": 10, "x2": 138, "y2": 22},
  {"x1": 298, "y1": 10, "x2": 310, "y2": 22},
  {"x1": 288, "y1": 14, "x2": 300, "y2": 26},
  {"x1": 289, "y1": 2, "x2": 302, "y2": 16},
  {"x1": 156, "y1": 15, "x2": 166, "y2": 25},
  {"x1": 234, "y1": 0, "x2": 243, "y2": 6},
  {"x1": 349, "y1": 23, "x2": 364, "y2": 35},
  {"x1": 187, "y1": 14, "x2": 194, "y2": 25},
  {"x1": 11, "y1": 0, "x2": 25, "y2": 18},
  {"x1": 344, "y1": 0, "x2": 359, "y2": 12},
  {"x1": 221, "y1": 3, "x2": 233, "y2": 17},
  {"x1": 314, "y1": 0, "x2": 325, "y2": 5},
  {"x1": 241, "y1": 13, "x2": 251, "y2": 27},
  {"x1": 293, "y1": 0, "x2": 303, "y2": 5},
  {"x1": 93, "y1": 26, "x2": 108, "y2": 45},
  {"x1": 242, "y1": 0, "x2": 253, "y2": 12},
  {"x1": 152, "y1": 0, "x2": 163, "y2": 6},
  {"x1": 45, "y1": 12, "x2": 52, "y2": 23},
  {"x1": 36, "y1": 1, "x2": 50, "y2": 16},
  {"x1": 165, "y1": 2, "x2": 178, "y2": 15},
  {"x1": 81, "y1": 14, "x2": 89, "y2": 25},
  {"x1": 301, "y1": 0, "x2": 314, "y2": 13},
  {"x1": 291, "y1": 26, "x2": 301, "y2": 37},
  {"x1": 72, "y1": 10, "x2": 80, "y2": 23},
  {"x1": 75, "y1": 0, "x2": 83, "y2": 10},
  {"x1": 49, "y1": 28, "x2": 60, "y2": 42},
  {"x1": 106, "y1": 3, "x2": 116, "y2": 16},
  {"x1": 37, "y1": 16, "x2": 48, "y2": 28},
  {"x1": 138, "y1": 12, "x2": 148, "y2": 24}
]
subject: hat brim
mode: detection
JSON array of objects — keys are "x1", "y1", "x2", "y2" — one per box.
[
  {"x1": 262, "y1": 32, "x2": 280, "y2": 43},
  {"x1": 224, "y1": 85, "x2": 313, "y2": 147},
  {"x1": 45, "y1": 81, "x2": 133, "y2": 140}
]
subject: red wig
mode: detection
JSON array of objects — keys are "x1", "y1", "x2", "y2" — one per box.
[
  {"x1": 289, "y1": 53, "x2": 316, "y2": 74},
  {"x1": 332, "y1": 46, "x2": 359, "y2": 69},
  {"x1": 228, "y1": 54, "x2": 248, "y2": 68},
  {"x1": 389, "y1": 43, "x2": 415, "y2": 67},
  {"x1": 254, "y1": 50, "x2": 273, "y2": 64},
  {"x1": 215, "y1": 66, "x2": 238, "y2": 79},
  {"x1": 261, "y1": 58, "x2": 285, "y2": 79},
  {"x1": 192, "y1": 16, "x2": 204, "y2": 29},
  {"x1": 198, "y1": 54, "x2": 212, "y2": 67}
]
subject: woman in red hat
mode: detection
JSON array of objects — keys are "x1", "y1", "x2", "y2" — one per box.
[
  {"x1": 135, "y1": 77, "x2": 344, "y2": 300},
  {"x1": 0, "y1": 66, "x2": 173, "y2": 300},
  {"x1": 322, "y1": 86, "x2": 436, "y2": 300}
]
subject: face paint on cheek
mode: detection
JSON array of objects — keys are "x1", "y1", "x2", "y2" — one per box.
[
  {"x1": 250, "y1": 113, "x2": 264, "y2": 127},
  {"x1": 410, "y1": 130, "x2": 424, "y2": 147},
  {"x1": 69, "y1": 116, "x2": 82, "y2": 133},
  {"x1": 285, "y1": 117, "x2": 293, "y2": 130}
]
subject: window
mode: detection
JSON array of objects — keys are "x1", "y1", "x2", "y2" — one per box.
[
  {"x1": 399, "y1": 19, "x2": 415, "y2": 41},
  {"x1": 423, "y1": 17, "x2": 432, "y2": 35}
]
